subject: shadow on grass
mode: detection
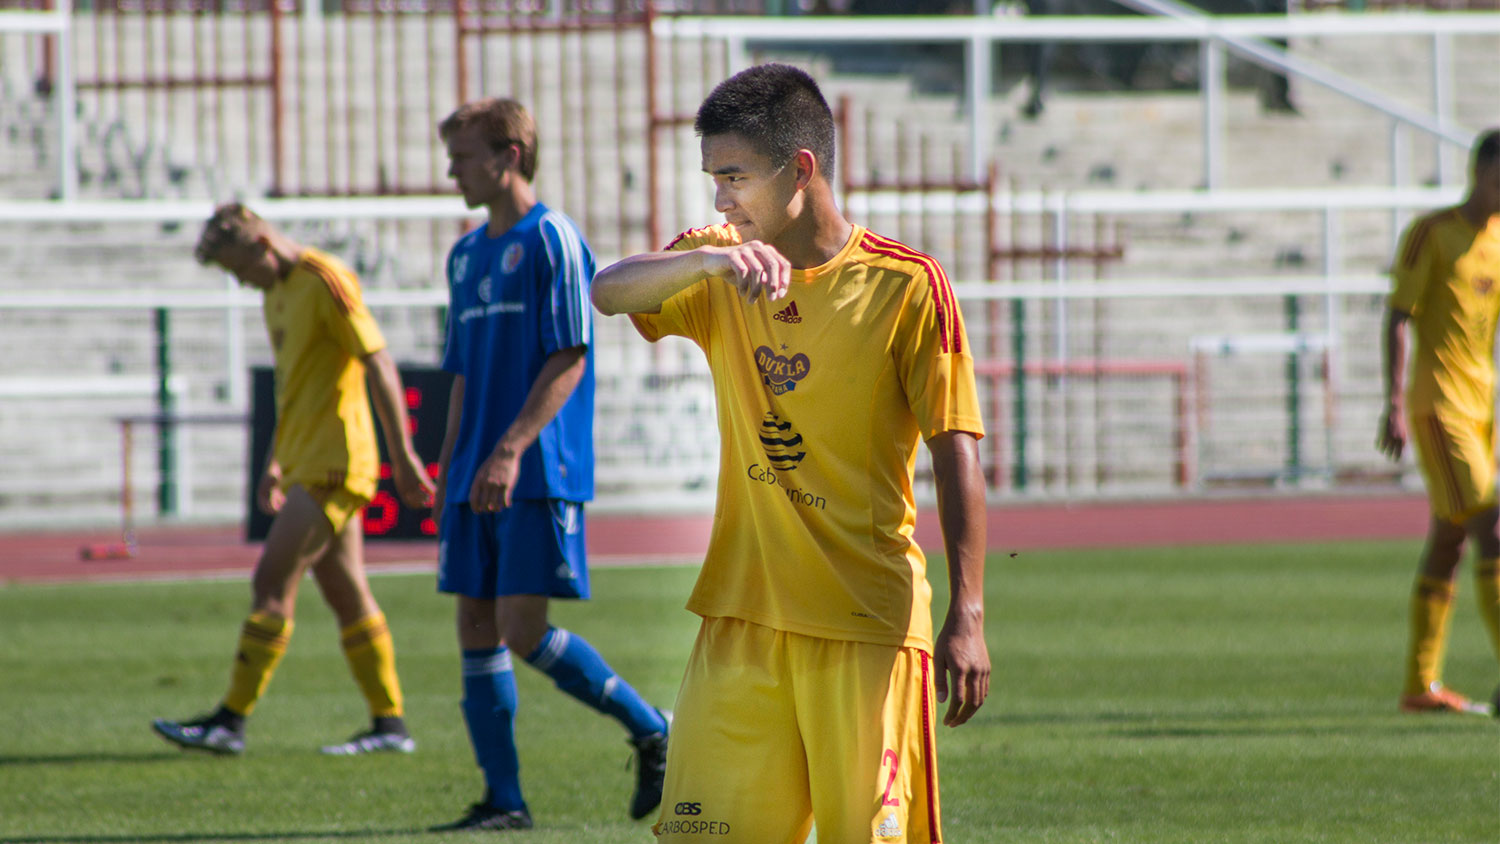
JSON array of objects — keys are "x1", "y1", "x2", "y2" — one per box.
[
  {"x1": 1, "y1": 831, "x2": 422, "y2": 844},
  {"x1": 1111, "y1": 720, "x2": 1494, "y2": 739},
  {"x1": 1000, "y1": 710, "x2": 1494, "y2": 738},
  {"x1": 0, "y1": 751, "x2": 182, "y2": 765}
]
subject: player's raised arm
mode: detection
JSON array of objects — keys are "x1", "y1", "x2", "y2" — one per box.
[
  {"x1": 592, "y1": 241, "x2": 791, "y2": 316},
  {"x1": 928, "y1": 429, "x2": 990, "y2": 728}
]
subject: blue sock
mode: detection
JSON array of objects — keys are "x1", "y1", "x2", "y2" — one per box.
[
  {"x1": 524, "y1": 627, "x2": 667, "y2": 739},
  {"x1": 460, "y1": 647, "x2": 526, "y2": 813}
]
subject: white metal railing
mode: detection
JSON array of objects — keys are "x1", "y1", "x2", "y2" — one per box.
[
  {"x1": 0, "y1": 184, "x2": 1451, "y2": 389},
  {"x1": 1114, "y1": 0, "x2": 1474, "y2": 181},
  {"x1": 0, "y1": 183, "x2": 1447, "y2": 516},
  {"x1": 656, "y1": 11, "x2": 1494, "y2": 187}
]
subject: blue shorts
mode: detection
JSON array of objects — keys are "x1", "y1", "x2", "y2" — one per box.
[{"x1": 437, "y1": 499, "x2": 590, "y2": 600}]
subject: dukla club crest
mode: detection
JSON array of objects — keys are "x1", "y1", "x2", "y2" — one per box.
[{"x1": 755, "y1": 345, "x2": 810, "y2": 395}]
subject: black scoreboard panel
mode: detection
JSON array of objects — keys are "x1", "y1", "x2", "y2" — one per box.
[{"x1": 246, "y1": 365, "x2": 452, "y2": 542}]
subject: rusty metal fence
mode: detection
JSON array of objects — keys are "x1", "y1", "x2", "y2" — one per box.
[{"x1": 2, "y1": 1, "x2": 762, "y2": 256}]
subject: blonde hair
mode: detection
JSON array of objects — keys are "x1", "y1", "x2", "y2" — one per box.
[
  {"x1": 439, "y1": 98, "x2": 538, "y2": 181},
  {"x1": 194, "y1": 202, "x2": 271, "y2": 265}
]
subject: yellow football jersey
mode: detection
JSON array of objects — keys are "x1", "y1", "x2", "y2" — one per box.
[
  {"x1": 631, "y1": 224, "x2": 984, "y2": 651},
  {"x1": 263, "y1": 248, "x2": 387, "y2": 499},
  {"x1": 1390, "y1": 208, "x2": 1500, "y2": 419}
]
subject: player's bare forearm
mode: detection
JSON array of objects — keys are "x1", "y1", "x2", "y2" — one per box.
[
  {"x1": 469, "y1": 347, "x2": 587, "y2": 512},
  {"x1": 1382, "y1": 308, "x2": 1410, "y2": 411},
  {"x1": 593, "y1": 249, "x2": 717, "y2": 315},
  {"x1": 930, "y1": 431, "x2": 986, "y2": 619},
  {"x1": 593, "y1": 242, "x2": 790, "y2": 314},
  {"x1": 364, "y1": 349, "x2": 436, "y2": 507},
  {"x1": 493, "y1": 346, "x2": 587, "y2": 460},
  {"x1": 257, "y1": 433, "x2": 283, "y2": 514},
  {"x1": 928, "y1": 430, "x2": 991, "y2": 727},
  {"x1": 433, "y1": 375, "x2": 465, "y2": 524},
  {"x1": 1378, "y1": 309, "x2": 1410, "y2": 461},
  {"x1": 263, "y1": 433, "x2": 280, "y2": 478}
]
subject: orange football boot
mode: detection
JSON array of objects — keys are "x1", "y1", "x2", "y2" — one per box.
[{"x1": 1399, "y1": 682, "x2": 1493, "y2": 715}]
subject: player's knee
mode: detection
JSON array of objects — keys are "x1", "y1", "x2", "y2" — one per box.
[
  {"x1": 250, "y1": 570, "x2": 291, "y2": 603},
  {"x1": 251, "y1": 592, "x2": 293, "y2": 619},
  {"x1": 456, "y1": 603, "x2": 500, "y2": 648},
  {"x1": 1466, "y1": 509, "x2": 1500, "y2": 557},
  {"x1": 503, "y1": 618, "x2": 547, "y2": 658},
  {"x1": 1421, "y1": 542, "x2": 1464, "y2": 579}
]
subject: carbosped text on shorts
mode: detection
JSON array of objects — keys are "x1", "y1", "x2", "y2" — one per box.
[
  {"x1": 745, "y1": 463, "x2": 827, "y2": 510},
  {"x1": 658, "y1": 819, "x2": 732, "y2": 836}
]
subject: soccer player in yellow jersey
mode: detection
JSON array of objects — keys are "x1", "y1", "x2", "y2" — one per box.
[
  {"x1": 593, "y1": 64, "x2": 991, "y2": 843},
  {"x1": 1379, "y1": 128, "x2": 1500, "y2": 717},
  {"x1": 152, "y1": 203, "x2": 436, "y2": 754}
]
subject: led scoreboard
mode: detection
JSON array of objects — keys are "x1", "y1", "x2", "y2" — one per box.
[{"x1": 246, "y1": 365, "x2": 452, "y2": 542}]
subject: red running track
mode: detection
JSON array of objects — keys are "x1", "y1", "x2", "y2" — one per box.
[{"x1": 0, "y1": 493, "x2": 1432, "y2": 585}]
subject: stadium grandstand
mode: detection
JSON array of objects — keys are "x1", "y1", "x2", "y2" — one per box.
[{"x1": 0, "y1": 0, "x2": 1496, "y2": 533}]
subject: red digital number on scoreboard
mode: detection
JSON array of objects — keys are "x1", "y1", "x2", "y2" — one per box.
[{"x1": 362, "y1": 460, "x2": 442, "y2": 537}]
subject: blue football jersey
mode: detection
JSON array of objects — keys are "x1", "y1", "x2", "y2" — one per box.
[{"x1": 441, "y1": 203, "x2": 595, "y2": 503}]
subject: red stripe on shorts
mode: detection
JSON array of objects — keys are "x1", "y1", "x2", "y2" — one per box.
[{"x1": 919, "y1": 651, "x2": 940, "y2": 843}]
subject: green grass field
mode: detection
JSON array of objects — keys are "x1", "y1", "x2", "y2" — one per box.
[{"x1": 2, "y1": 539, "x2": 1497, "y2": 843}]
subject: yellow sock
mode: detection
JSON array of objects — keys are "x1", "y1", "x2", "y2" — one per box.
[
  {"x1": 1476, "y1": 558, "x2": 1500, "y2": 663},
  {"x1": 341, "y1": 612, "x2": 404, "y2": 718},
  {"x1": 1404, "y1": 576, "x2": 1456, "y2": 696},
  {"x1": 223, "y1": 612, "x2": 292, "y2": 716}
]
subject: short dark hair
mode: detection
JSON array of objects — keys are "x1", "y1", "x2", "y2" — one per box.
[
  {"x1": 695, "y1": 63, "x2": 836, "y2": 177},
  {"x1": 439, "y1": 98, "x2": 538, "y2": 181},
  {"x1": 1474, "y1": 128, "x2": 1500, "y2": 172}
]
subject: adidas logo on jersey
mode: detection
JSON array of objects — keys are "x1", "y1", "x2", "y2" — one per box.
[
  {"x1": 875, "y1": 813, "x2": 903, "y2": 839},
  {"x1": 773, "y1": 302, "x2": 802, "y2": 323}
]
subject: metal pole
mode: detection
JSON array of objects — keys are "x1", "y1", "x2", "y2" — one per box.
[
  {"x1": 1323, "y1": 206, "x2": 1340, "y2": 478},
  {"x1": 226, "y1": 275, "x2": 246, "y2": 409},
  {"x1": 121, "y1": 419, "x2": 135, "y2": 548},
  {"x1": 1200, "y1": 38, "x2": 1225, "y2": 190},
  {"x1": 1012, "y1": 296, "x2": 1027, "y2": 492},
  {"x1": 964, "y1": 32, "x2": 990, "y2": 185},
  {"x1": 1052, "y1": 194, "x2": 1068, "y2": 366},
  {"x1": 725, "y1": 33, "x2": 747, "y2": 76},
  {"x1": 1052, "y1": 194, "x2": 1069, "y2": 489},
  {"x1": 1284, "y1": 295, "x2": 1301, "y2": 482},
  {"x1": 645, "y1": 2, "x2": 662, "y2": 251},
  {"x1": 55, "y1": 0, "x2": 76, "y2": 201},
  {"x1": 1431, "y1": 31, "x2": 1454, "y2": 187},
  {"x1": 269, "y1": 0, "x2": 285, "y2": 196},
  {"x1": 455, "y1": 0, "x2": 470, "y2": 108},
  {"x1": 1390, "y1": 120, "x2": 1408, "y2": 242},
  {"x1": 156, "y1": 307, "x2": 177, "y2": 516}
]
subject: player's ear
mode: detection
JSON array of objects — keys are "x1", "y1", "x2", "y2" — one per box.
[
  {"x1": 793, "y1": 149, "x2": 817, "y2": 191},
  {"x1": 499, "y1": 142, "x2": 523, "y2": 173}
]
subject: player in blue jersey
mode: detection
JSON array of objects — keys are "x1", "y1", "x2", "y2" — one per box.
[{"x1": 428, "y1": 97, "x2": 671, "y2": 833}]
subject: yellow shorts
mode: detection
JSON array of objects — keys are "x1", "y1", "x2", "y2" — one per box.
[
  {"x1": 301, "y1": 483, "x2": 370, "y2": 535},
  {"x1": 1409, "y1": 411, "x2": 1497, "y2": 523},
  {"x1": 653, "y1": 616, "x2": 941, "y2": 844}
]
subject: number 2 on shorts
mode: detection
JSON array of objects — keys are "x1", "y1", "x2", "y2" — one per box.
[{"x1": 880, "y1": 749, "x2": 901, "y2": 807}]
